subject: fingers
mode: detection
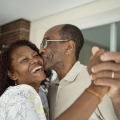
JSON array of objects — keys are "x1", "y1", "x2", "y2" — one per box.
[
  {"x1": 101, "y1": 52, "x2": 120, "y2": 63},
  {"x1": 93, "y1": 49, "x2": 105, "y2": 58},
  {"x1": 90, "y1": 50, "x2": 120, "y2": 98},
  {"x1": 91, "y1": 62, "x2": 120, "y2": 73},
  {"x1": 94, "y1": 78, "x2": 116, "y2": 87},
  {"x1": 91, "y1": 71, "x2": 120, "y2": 80},
  {"x1": 93, "y1": 78, "x2": 120, "y2": 97},
  {"x1": 92, "y1": 46, "x2": 100, "y2": 55},
  {"x1": 87, "y1": 48, "x2": 105, "y2": 74}
]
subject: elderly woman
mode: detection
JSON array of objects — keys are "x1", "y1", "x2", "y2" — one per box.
[{"x1": 0, "y1": 40, "x2": 108, "y2": 120}]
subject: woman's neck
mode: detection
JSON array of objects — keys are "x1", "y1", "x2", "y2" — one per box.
[{"x1": 30, "y1": 83, "x2": 41, "y2": 93}]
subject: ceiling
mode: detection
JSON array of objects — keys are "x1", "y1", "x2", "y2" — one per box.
[
  {"x1": 0, "y1": 0, "x2": 96, "y2": 25},
  {"x1": 0, "y1": 0, "x2": 119, "y2": 52}
]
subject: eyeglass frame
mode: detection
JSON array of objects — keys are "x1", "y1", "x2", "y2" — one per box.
[{"x1": 40, "y1": 39, "x2": 68, "y2": 49}]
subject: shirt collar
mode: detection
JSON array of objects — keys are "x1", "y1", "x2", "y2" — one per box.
[
  {"x1": 54, "y1": 61, "x2": 83, "y2": 85},
  {"x1": 62, "y1": 61, "x2": 83, "y2": 82}
]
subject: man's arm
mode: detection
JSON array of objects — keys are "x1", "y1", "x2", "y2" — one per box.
[
  {"x1": 56, "y1": 49, "x2": 109, "y2": 120},
  {"x1": 56, "y1": 83, "x2": 108, "y2": 120},
  {"x1": 89, "y1": 50, "x2": 120, "y2": 119}
]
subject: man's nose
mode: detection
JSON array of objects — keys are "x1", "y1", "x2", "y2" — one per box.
[{"x1": 39, "y1": 47, "x2": 45, "y2": 55}]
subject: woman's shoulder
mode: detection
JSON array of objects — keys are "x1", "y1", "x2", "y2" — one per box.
[
  {"x1": 8, "y1": 84, "x2": 36, "y2": 92},
  {"x1": 0, "y1": 84, "x2": 46, "y2": 120},
  {"x1": 7, "y1": 84, "x2": 36, "y2": 91},
  {"x1": 0, "y1": 84, "x2": 38, "y2": 101}
]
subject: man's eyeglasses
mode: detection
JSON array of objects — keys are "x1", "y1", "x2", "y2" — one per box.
[{"x1": 40, "y1": 39, "x2": 68, "y2": 49}]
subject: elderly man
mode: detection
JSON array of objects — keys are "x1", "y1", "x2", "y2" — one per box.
[{"x1": 40, "y1": 24, "x2": 120, "y2": 120}]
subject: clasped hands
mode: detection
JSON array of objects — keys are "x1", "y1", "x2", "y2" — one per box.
[{"x1": 87, "y1": 47, "x2": 120, "y2": 101}]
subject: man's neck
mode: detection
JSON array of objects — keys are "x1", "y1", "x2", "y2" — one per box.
[{"x1": 55, "y1": 60, "x2": 77, "y2": 80}]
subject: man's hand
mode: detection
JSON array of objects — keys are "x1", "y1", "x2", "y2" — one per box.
[
  {"x1": 87, "y1": 46, "x2": 105, "y2": 75},
  {"x1": 87, "y1": 47, "x2": 108, "y2": 96},
  {"x1": 91, "y1": 51, "x2": 120, "y2": 99},
  {"x1": 88, "y1": 47, "x2": 120, "y2": 119}
]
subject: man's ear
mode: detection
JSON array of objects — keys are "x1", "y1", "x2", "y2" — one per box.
[
  {"x1": 8, "y1": 71, "x2": 17, "y2": 81},
  {"x1": 65, "y1": 40, "x2": 75, "y2": 54}
]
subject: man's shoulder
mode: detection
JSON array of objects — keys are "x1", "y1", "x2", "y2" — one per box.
[
  {"x1": 72, "y1": 64, "x2": 91, "y2": 86},
  {"x1": 71, "y1": 61, "x2": 88, "y2": 75},
  {"x1": 76, "y1": 64, "x2": 89, "y2": 78}
]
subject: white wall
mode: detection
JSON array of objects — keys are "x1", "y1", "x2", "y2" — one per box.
[
  {"x1": 80, "y1": 39, "x2": 109, "y2": 65},
  {"x1": 30, "y1": 0, "x2": 120, "y2": 47}
]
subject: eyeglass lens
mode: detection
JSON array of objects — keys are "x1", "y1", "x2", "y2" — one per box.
[{"x1": 41, "y1": 39, "x2": 47, "y2": 49}]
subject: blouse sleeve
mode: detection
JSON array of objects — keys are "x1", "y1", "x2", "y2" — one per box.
[{"x1": 0, "y1": 84, "x2": 46, "y2": 120}]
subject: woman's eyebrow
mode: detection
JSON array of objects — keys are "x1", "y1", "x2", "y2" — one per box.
[{"x1": 32, "y1": 51, "x2": 38, "y2": 54}]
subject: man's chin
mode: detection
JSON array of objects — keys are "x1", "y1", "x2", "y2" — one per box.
[
  {"x1": 44, "y1": 64, "x2": 50, "y2": 70},
  {"x1": 43, "y1": 60, "x2": 52, "y2": 70}
]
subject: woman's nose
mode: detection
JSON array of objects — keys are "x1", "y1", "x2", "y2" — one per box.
[{"x1": 30, "y1": 57, "x2": 38, "y2": 64}]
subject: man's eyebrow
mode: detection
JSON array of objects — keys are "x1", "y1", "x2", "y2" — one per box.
[{"x1": 43, "y1": 37, "x2": 50, "y2": 40}]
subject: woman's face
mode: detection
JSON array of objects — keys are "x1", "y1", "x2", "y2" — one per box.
[{"x1": 9, "y1": 46, "x2": 46, "y2": 85}]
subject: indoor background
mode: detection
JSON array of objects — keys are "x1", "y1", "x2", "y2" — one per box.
[{"x1": 0, "y1": 0, "x2": 120, "y2": 65}]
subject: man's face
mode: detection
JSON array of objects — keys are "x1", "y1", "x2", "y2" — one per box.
[{"x1": 39, "y1": 26, "x2": 66, "y2": 70}]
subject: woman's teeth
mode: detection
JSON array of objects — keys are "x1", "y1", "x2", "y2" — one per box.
[{"x1": 31, "y1": 66, "x2": 42, "y2": 73}]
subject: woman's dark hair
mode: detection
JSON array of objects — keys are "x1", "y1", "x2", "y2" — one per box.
[{"x1": 0, "y1": 40, "x2": 52, "y2": 96}]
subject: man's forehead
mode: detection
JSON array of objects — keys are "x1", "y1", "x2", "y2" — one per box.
[
  {"x1": 46, "y1": 25, "x2": 64, "y2": 34},
  {"x1": 42, "y1": 25, "x2": 64, "y2": 40},
  {"x1": 43, "y1": 29, "x2": 59, "y2": 40},
  {"x1": 50, "y1": 24, "x2": 64, "y2": 30}
]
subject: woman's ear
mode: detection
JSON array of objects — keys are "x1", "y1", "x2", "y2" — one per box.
[{"x1": 8, "y1": 71, "x2": 17, "y2": 81}]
